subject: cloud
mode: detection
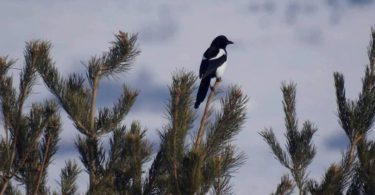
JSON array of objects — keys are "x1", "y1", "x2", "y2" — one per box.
[
  {"x1": 285, "y1": 2, "x2": 302, "y2": 25},
  {"x1": 348, "y1": 0, "x2": 374, "y2": 6},
  {"x1": 295, "y1": 27, "x2": 323, "y2": 44},
  {"x1": 57, "y1": 134, "x2": 77, "y2": 155},
  {"x1": 324, "y1": 130, "x2": 350, "y2": 151},
  {"x1": 97, "y1": 68, "x2": 169, "y2": 113},
  {"x1": 137, "y1": 5, "x2": 179, "y2": 44},
  {"x1": 248, "y1": 1, "x2": 276, "y2": 15}
]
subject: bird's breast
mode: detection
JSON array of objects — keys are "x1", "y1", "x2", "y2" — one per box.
[{"x1": 215, "y1": 62, "x2": 227, "y2": 78}]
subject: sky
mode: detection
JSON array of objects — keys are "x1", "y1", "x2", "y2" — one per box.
[{"x1": 1, "y1": 0, "x2": 375, "y2": 194}]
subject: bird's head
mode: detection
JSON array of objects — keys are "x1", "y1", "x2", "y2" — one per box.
[{"x1": 211, "y1": 35, "x2": 234, "y2": 49}]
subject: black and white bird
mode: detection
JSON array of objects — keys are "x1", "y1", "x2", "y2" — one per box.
[{"x1": 194, "y1": 35, "x2": 234, "y2": 109}]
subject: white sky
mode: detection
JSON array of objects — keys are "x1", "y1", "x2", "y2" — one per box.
[{"x1": 1, "y1": 0, "x2": 375, "y2": 194}]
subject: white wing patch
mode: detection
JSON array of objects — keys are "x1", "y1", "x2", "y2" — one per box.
[
  {"x1": 216, "y1": 61, "x2": 227, "y2": 78},
  {"x1": 209, "y1": 49, "x2": 226, "y2": 60}
]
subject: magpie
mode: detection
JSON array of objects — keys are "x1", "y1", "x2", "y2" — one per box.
[{"x1": 194, "y1": 35, "x2": 233, "y2": 109}]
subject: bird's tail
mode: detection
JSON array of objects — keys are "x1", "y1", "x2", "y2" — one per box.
[{"x1": 194, "y1": 77, "x2": 211, "y2": 109}]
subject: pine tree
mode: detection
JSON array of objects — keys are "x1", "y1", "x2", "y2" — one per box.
[
  {"x1": 36, "y1": 31, "x2": 154, "y2": 194},
  {"x1": 262, "y1": 28, "x2": 375, "y2": 195},
  {"x1": 334, "y1": 28, "x2": 375, "y2": 195},
  {"x1": 144, "y1": 73, "x2": 247, "y2": 195},
  {"x1": 308, "y1": 28, "x2": 375, "y2": 195},
  {"x1": 260, "y1": 82, "x2": 317, "y2": 195},
  {"x1": 1, "y1": 28, "x2": 248, "y2": 194},
  {"x1": 0, "y1": 42, "x2": 61, "y2": 195}
]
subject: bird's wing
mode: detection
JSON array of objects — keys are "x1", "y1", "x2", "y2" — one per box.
[
  {"x1": 200, "y1": 48, "x2": 227, "y2": 79},
  {"x1": 199, "y1": 59, "x2": 208, "y2": 79},
  {"x1": 199, "y1": 47, "x2": 216, "y2": 78}
]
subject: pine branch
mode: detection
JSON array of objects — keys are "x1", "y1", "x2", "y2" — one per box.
[
  {"x1": 0, "y1": 57, "x2": 16, "y2": 145},
  {"x1": 200, "y1": 86, "x2": 247, "y2": 194},
  {"x1": 193, "y1": 79, "x2": 221, "y2": 151},
  {"x1": 0, "y1": 75, "x2": 17, "y2": 128},
  {"x1": 0, "y1": 41, "x2": 60, "y2": 195},
  {"x1": 261, "y1": 82, "x2": 316, "y2": 195},
  {"x1": 368, "y1": 27, "x2": 375, "y2": 71},
  {"x1": 298, "y1": 121, "x2": 317, "y2": 169},
  {"x1": 10, "y1": 42, "x2": 50, "y2": 188},
  {"x1": 87, "y1": 31, "x2": 140, "y2": 83},
  {"x1": 0, "y1": 56, "x2": 15, "y2": 76},
  {"x1": 75, "y1": 136, "x2": 105, "y2": 190},
  {"x1": 347, "y1": 164, "x2": 365, "y2": 195},
  {"x1": 188, "y1": 85, "x2": 247, "y2": 195},
  {"x1": 63, "y1": 73, "x2": 91, "y2": 135},
  {"x1": 205, "y1": 86, "x2": 248, "y2": 159},
  {"x1": 155, "y1": 71, "x2": 196, "y2": 194},
  {"x1": 282, "y1": 82, "x2": 298, "y2": 133},
  {"x1": 107, "y1": 122, "x2": 152, "y2": 194},
  {"x1": 36, "y1": 31, "x2": 141, "y2": 193},
  {"x1": 202, "y1": 145, "x2": 245, "y2": 195},
  {"x1": 143, "y1": 147, "x2": 168, "y2": 195},
  {"x1": 96, "y1": 85, "x2": 138, "y2": 135},
  {"x1": 33, "y1": 105, "x2": 61, "y2": 195},
  {"x1": 331, "y1": 29, "x2": 375, "y2": 194},
  {"x1": 0, "y1": 181, "x2": 22, "y2": 195},
  {"x1": 36, "y1": 51, "x2": 91, "y2": 135},
  {"x1": 144, "y1": 72, "x2": 248, "y2": 195},
  {"x1": 354, "y1": 141, "x2": 375, "y2": 194},
  {"x1": 260, "y1": 128, "x2": 290, "y2": 168},
  {"x1": 0, "y1": 140, "x2": 9, "y2": 173},
  {"x1": 19, "y1": 41, "x2": 50, "y2": 107},
  {"x1": 15, "y1": 101, "x2": 59, "y2": 195},
  {"x1": 60, "y1": 160, "x2": 81, "y2": 195},
  {"x1": 126, "y1": 123, "x2": 152, "y2": 194},
  {"x1": 308, "y1": 164, "x2": 344, "y2": 195},
  {"x1": 218, "y1": 145, "x2": 245, "y2": 178},
  {"x1": 211, "y1": 175, "x2": 234, "y2": 195},
  {"x1": 334, "y1": 73, "x2": 353, "y2": 140},
  {"x1": 272, "y1": 174, "x2": 294, "y2": 195}
]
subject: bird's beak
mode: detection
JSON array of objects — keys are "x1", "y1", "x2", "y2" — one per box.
[{"x1": 227, "y1": 40, "x2": 234, "y2": 45}]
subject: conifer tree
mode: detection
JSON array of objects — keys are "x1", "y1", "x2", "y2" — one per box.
[
  {"x1": 36, "y1": 31, "x2": 154, "y2": 194},
  {"x1": 35, "y1": 31, "x2": 248, "y2": 195},
  {"x1": 2, "y1": 30, "x2": 248, "y2": 194},
  {"x1": 308, "y1": 28, "x2": 375, "y2": 195},
  {"x1": 260, "y1": 82, "x2": 317, "y2": 195},
  {"x1": 0, "y1": 42, "x2": 61, "y2": 195},
  {"x1": 144, "y1": 73, "x2": 247, "y2": 195},
  {"x1": 263, "y1": 28, "x2": 375, "y2": 195},
  {"x1": 333, "y1": 28, "x2": 375, "y2": 195}
]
